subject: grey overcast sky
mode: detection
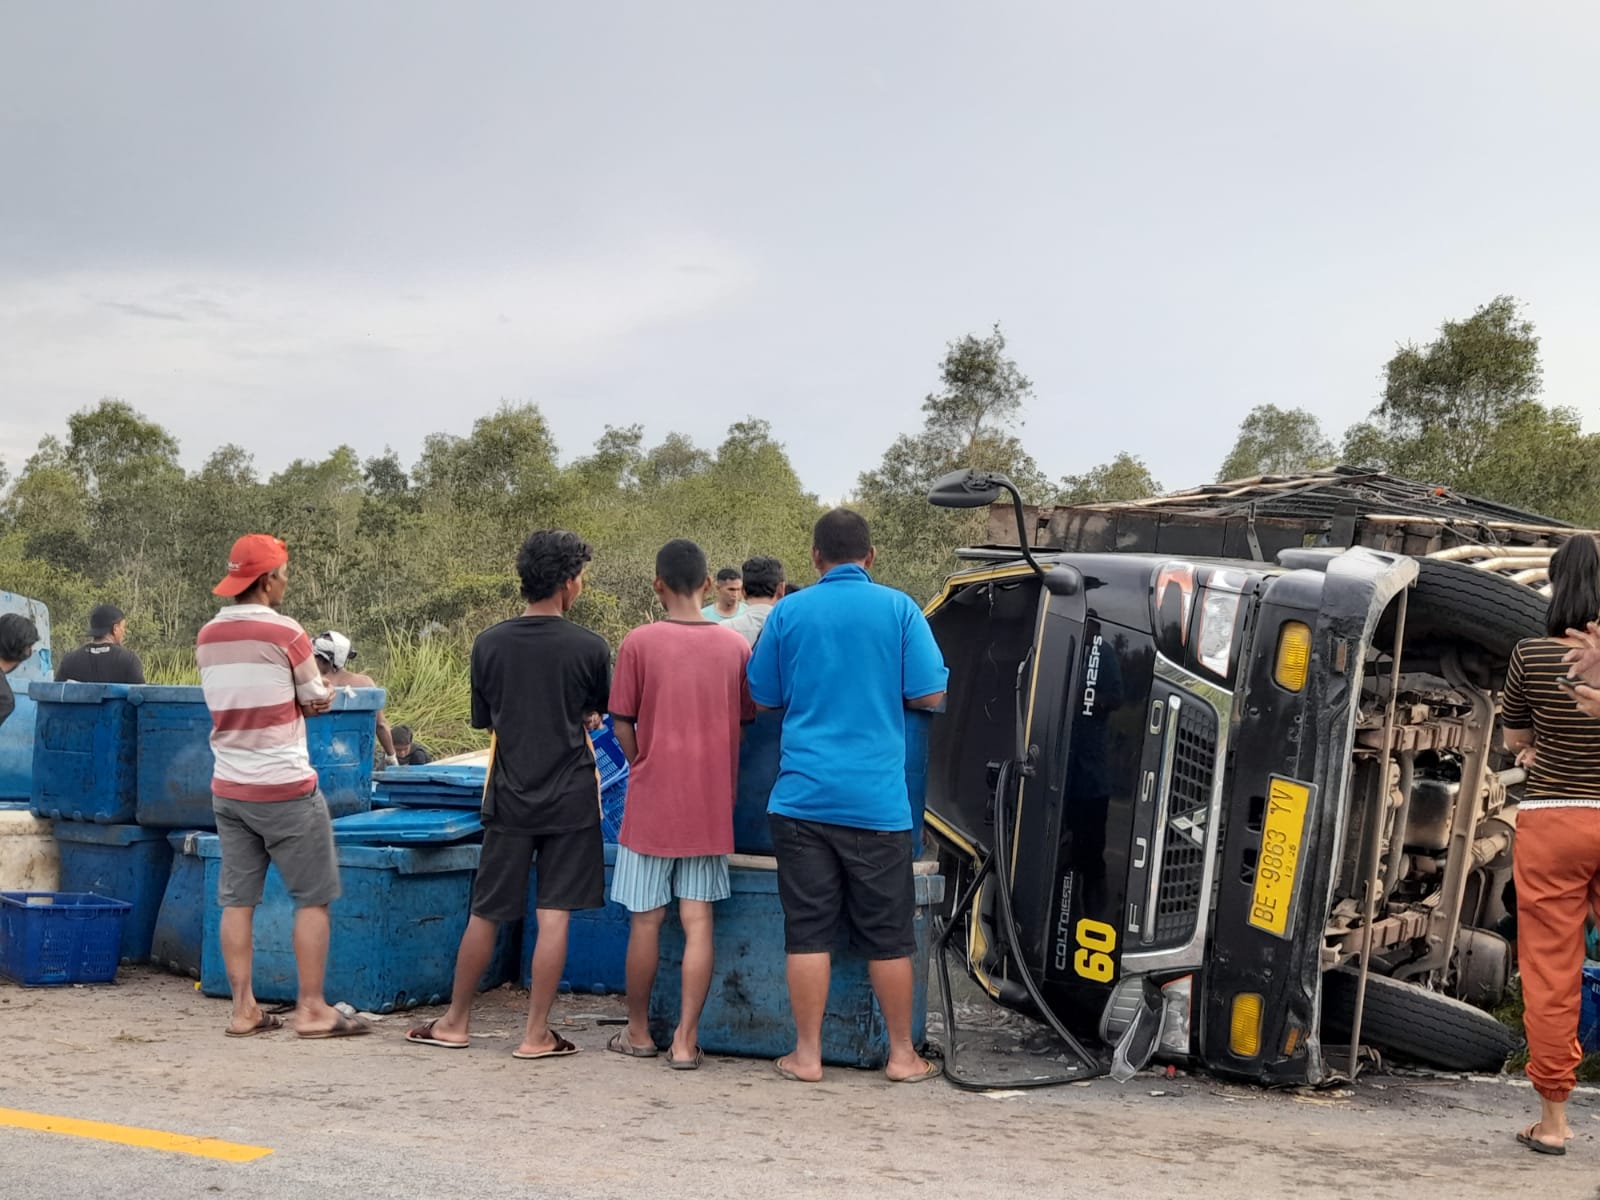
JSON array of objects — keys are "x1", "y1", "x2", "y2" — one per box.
[{"x1": 2, "y1": 1, "x2": 1597, "y2": 501}]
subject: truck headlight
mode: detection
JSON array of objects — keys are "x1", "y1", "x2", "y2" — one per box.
[
  {"x1": 1197, "y1": 589, "x2": 1241, "y2": 676},
  {"x1": 1158, "y1": 975, "x2": 1194, "y2": 1056}
]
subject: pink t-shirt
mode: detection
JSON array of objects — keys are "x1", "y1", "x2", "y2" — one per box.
[{"x1": 609, "y1": 620, "x2": 754, "y2": 857}]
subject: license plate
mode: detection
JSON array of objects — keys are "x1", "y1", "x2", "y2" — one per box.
[{"x1": 1248, "y1": 777, "x2": 1311, "y2": 937}]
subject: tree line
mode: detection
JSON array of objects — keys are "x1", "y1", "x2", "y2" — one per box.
[{"x1": 1, "y1": 294, "x2": 1594, "y2": 747}]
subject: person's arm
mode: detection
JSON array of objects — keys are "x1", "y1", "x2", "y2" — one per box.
[
  {"x1": 376, "y1": 710, "x2": 397, "y2": 762},
  {"x1": 1500, "y1": 644, "x2": 1534, "y2": 764},
  {"x1": 900, "y1": 605, "x2": 950, "y2": 713},
  {"x1": 612, "y1": 717, "x2": 639, "y2": 764},
  {"x1": 288, "y1": 629, "x2": 333, "y2": 714},
  {"x1": 470, "y1": 638, "x2": 492, "y2": 731}
]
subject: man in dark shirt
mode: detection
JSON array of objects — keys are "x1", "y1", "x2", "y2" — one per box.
[
  {"x1": 390, "y1": 725, "x2": 433, "y2": 766},
  {"x1": 407, "y1": 529, "x2": 610, "y2": 1060},
  {"x1": 55, "y1": 604, "x2": 145, "y2": 684}
]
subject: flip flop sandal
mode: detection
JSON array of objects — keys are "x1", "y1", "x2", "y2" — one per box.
[
  {"x1": 513, "y1": 1031, "x2": 580, "y2": 1060},
  {"x1": 225, "y1": 1013, "x2": 284, "y2": 1038},
  {"x1": 886, "y1": 1059, "x2": 943, "y2": 1084},
  {"x1": 298, "y1": 1013, "x2": 373, "y2": 1040},
  {"x1": 1517, "y1": 1125, "x2": 1568, "y2": 1156},
  {"x1": 606, "y1": 1031, "x2": 659, "y2": 1058},
  {"x1": 665, "y1": 1045, "x2": 704, "y2": 1071},
  {"x1": 774, "y1": 1057, "x2": 818, "y2": 1082},
  {"x1": 405, "y1": 1019, "x2": 469, "y2": 1049}
]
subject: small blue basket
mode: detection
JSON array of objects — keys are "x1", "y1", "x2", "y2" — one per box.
[
  {"x1": 590, "y1": 719, "x2": 629, "y2": 792},
  {"x1": 1581, "y1": 966, "x2": 1600, "y2": 1052},
  {"x1": 0, "y1": 892, "x2": 134, "y2": 986}
]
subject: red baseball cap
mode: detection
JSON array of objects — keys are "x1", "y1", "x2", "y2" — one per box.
[{"x1": 213, "y1": 534, "x2": 289, "y2": 596}]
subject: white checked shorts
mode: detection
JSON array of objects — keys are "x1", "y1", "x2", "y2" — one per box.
[{"x1": 610, "y1": 846, "x2": 731, "y2": 913}]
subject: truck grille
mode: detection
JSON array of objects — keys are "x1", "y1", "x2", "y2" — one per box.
[{"x1": 1153, "y1": 701, "x2": 1219, "y2": 945}]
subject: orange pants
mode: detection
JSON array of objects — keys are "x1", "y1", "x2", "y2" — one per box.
[{"x1": 1514, "y1": 807, "x2": 1600, "y2": 1102}]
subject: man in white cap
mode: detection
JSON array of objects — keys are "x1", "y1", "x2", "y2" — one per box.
[{"x1": 312, "y1": 631, "x2": 399, "y2": 767}]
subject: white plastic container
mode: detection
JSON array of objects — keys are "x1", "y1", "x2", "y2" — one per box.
[{"x1": 0, "y1": 810, "x2": 60, "y2": 891}]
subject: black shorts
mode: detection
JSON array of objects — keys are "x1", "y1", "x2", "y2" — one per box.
[
  {"x1": 768, "y1": 814, "x2": 916, "y2": 960},
  {"x1": 471, "y1": 824, "x2": 606, "y2": 923}
]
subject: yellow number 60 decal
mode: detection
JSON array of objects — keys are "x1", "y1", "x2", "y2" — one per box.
[{"x1": 1072, "y1": 918, "x2": 1117, "y2": 983}]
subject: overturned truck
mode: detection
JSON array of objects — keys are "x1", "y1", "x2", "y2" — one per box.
[{"x1": 923, "y1": 467, "x2": 1578, "y2": 1085}]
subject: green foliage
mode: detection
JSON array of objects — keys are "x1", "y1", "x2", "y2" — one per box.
[
  {"x1": 1342, "y1": 296, "x2": 1600, "y2": 522},
  {"x1": 1218, "y1": 405, "x2": 1335, "y2": 481},
  {"x1": 856, "y1": 325, "x2": 1048, "y2": 601},
  {"x1": 1059, "y1": 453, "x2": 1163, "y2": 504}
]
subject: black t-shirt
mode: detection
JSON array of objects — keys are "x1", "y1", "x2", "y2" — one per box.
[
  {"x1": 471, "y1": 615, "x2": 611, "y2": 834},
  {"x1": 56, "y1": 642, "x2": 146, "y2": 685},
  {"x1": 0, "y1": 672, "x2": 14, "y2": 729},
  {"x1": 400, "y1": 744, "x2": 433, "y2": 766}
]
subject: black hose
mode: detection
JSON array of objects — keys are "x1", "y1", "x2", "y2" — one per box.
[{"x1": 934, "y1": 759, "x2": 1105, "y2": 1089}]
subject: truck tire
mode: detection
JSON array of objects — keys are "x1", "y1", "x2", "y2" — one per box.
[
  {"x1": 1319, "y1": 967, "x2": 1518, "y2": 1073},
  {"x1": 1394, "y1": 557, "x2": 1549, "y2": 666}
]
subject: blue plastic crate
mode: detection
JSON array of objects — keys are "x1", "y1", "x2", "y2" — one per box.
[
  {"x1": 151, "y1": 831, "x2": 207, "y2": 978},
  {"x1": 330, "y1": 807, "x2": 481, "y2": 844},
  {"x1": 591, "y1": 718, "x2": 629, "y2": 792},
  {"x1": 129, "y1": 686, "x2": 382, "y2": 828},
  {"x1": 1582, "y1": 966, "x2": 1600, "y2": 1052},
  {"x1": 192, "y1": 836, "x2": 481, "y2": 1013},
  {"x1": 523, "y1": 841, "x2": 628, "y2": 994},
  {"x1": 27, "y1": 683, "x2": 139, "y2": 824},
  {"x1": 373, "y1": 764, "x2": 487, "y2": 811},
  {"x1": 648, "y1": 864, "x2": 945, "y2": 1068},
  {"x1": 0, "y1": 891, "x2": 133, "y2": 986},
  {"x1": 51, "y1": 821, "x2": 174, "y2": 962}
]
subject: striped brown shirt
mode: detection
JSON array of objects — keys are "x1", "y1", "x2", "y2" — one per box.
[{"x1": 1502, "y1": 637, "x2": 1600, "y2": 804}]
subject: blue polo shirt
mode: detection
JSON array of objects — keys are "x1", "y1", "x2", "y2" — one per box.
[{"x1": 747, "y1": 563, "x2": 949, "y2": 831}]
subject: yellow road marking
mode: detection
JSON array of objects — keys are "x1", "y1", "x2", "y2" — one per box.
[{"x1": 0, "y1": 1107, "x2": 272, "y2": 1162}]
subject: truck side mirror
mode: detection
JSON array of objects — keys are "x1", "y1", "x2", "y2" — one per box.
[{"x1": 927, "y1": 469, "x2": 1006, "y2": 509}]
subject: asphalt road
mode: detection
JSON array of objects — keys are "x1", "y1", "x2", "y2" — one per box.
[{"x1": 0, "y1": 970, "x2": 1593, "y2": 1199}]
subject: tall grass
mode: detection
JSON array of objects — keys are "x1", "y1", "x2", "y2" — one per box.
[
  {"x1": 376, "y1": 628, "x2": 485, "y2": 758},
  {"x1": 142, "y1": 646, "x2": 200, "y2": 685}
]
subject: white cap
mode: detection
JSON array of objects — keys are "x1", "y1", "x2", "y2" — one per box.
[{"x1": 311, "y1": 630, "x2": 355, "y2": 670}]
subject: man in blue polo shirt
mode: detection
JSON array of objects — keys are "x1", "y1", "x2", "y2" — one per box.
[{"x1": 747, "y1": 507, "x2": 948, "y2": 1084}]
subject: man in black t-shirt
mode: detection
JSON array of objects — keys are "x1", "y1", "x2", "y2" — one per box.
[
  {"x1": 407, "y1": 529, "x2": 610, "y2": 1061},
  {"x1": 55, "y1": 604, "x2": 145, "y2": 685},
  {"x1": 390, "y1": 726, "x2": 433, "y2": 766}
]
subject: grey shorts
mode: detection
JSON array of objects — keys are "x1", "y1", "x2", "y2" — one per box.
[{"x1": 213, "y1": 789, "x2": 341, "y2": 909}]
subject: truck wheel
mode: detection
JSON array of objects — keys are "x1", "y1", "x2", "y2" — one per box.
[
  {"x1": 1319, "y1": 967, "x2": 1518, "y2": 1073},
  {"x1": 1389, "y1": 557, "x2": 1549, "y2": 666}
]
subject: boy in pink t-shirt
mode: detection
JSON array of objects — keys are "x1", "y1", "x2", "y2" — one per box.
[{"x1": 607, "y1": 539, "x2": 754, "y2": 1069}]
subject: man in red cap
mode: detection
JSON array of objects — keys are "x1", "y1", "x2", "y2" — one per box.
[{"x1": 195, "y1": 534, "x2": 369, "y2": 1040}]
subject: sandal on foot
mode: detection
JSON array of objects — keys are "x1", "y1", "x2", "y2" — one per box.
[
  {"x1": 606, "y1": 1031, "x2": 658, "y2": 1058},
  {"x1": 513, "y1": 1031, "x2": 579, "y2": 1060},
  {"x1": 774, "y1": 1056, "x2": 819, "y2": 1082},
  {"x1": 666, "y1": 1045, "x2": 704, "y2": 1071},
  {"x1": 405, "y1": 1019, "x2": 468, "y2": 1049},
  {"x1": 298, "y1": 1013, "x2": 372, "y2": 1040},
  {"x1": 225, "y1": 1013, "x2": 284, "y2": 1038},
  {"x1": 886, "y1": 1059, "x2": 943, "y2": 1084},
  {"x1": 1517, "y1": 1125, "x2": 1568, "y2": 1156}
]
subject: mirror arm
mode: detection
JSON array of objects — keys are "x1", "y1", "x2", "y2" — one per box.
[{"x1": 999, "y1": 478, "x2": 1046, "y2": 577}]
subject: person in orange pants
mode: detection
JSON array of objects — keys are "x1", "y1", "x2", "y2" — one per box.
[{"x1": 1501, "y1": 532, "x2": 1600, "y2": 1157}]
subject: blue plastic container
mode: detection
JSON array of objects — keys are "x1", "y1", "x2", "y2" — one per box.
[
  {"x1": 1582, "y1": 966, "x2": 1600, "y2": 1052},
  {"x1": 648, "y1": 864, "x2": 945, "y2": 1067},
  {"x1": 591, "y1": 717, "x2": 629, "y2": 792},
  {"x1": 151, "y1": 831, "x2": 207, "y2": 978},
  {"x1": 27, "y1": 683, "x2": 139, "y2": 824},
  {"x1": 51, "y1": 821, "x2": 174, "y2": 962},
  {"x1": 732, "y1": 709, "x2": 933, "y2": 857},
  {"x1": 373, "y1": 764, "x2": 486, "y2": 811},
  {"x1": 129, "y1": 686, "x2": 383, "y2": 828},
  {"x1": 194, "y1": 836, "x2": 480, "y2": 1012},
  {"x1": 0, "y1": 891, "x2": 133, "y2": 985},
  {"x1": 330, "y1": 807, "x2": 482, "y2": 844},
  {"x1": 522, "y1": 840, "x2": 628, "y2": 994}
]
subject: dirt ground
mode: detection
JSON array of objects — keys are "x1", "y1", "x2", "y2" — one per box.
[{"x1": 1, "y1": 968, "x2": 1596, "y2": 1200}]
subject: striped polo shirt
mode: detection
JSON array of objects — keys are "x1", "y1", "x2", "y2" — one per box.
[
  {"x1": 196, "y1": 605, "x2": 332, "y2": 802},
  {"x1": 1502, "y1": 636, "x2": 1600, "y2": 809}
]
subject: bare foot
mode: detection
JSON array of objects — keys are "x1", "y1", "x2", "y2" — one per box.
[
  {"x1": 406, "y1": 1017, "x2": 470, "y2": 1047},
  {"x1": 226, "y1": 1007, "x2": 271, "y2": 1036},
  {"x1": 1520, "y1": 1121, "x2": 1570, "y2": 1152},
  {"x1": 515, "y1": 1030, "x2": 562, "y2": 1057}
]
